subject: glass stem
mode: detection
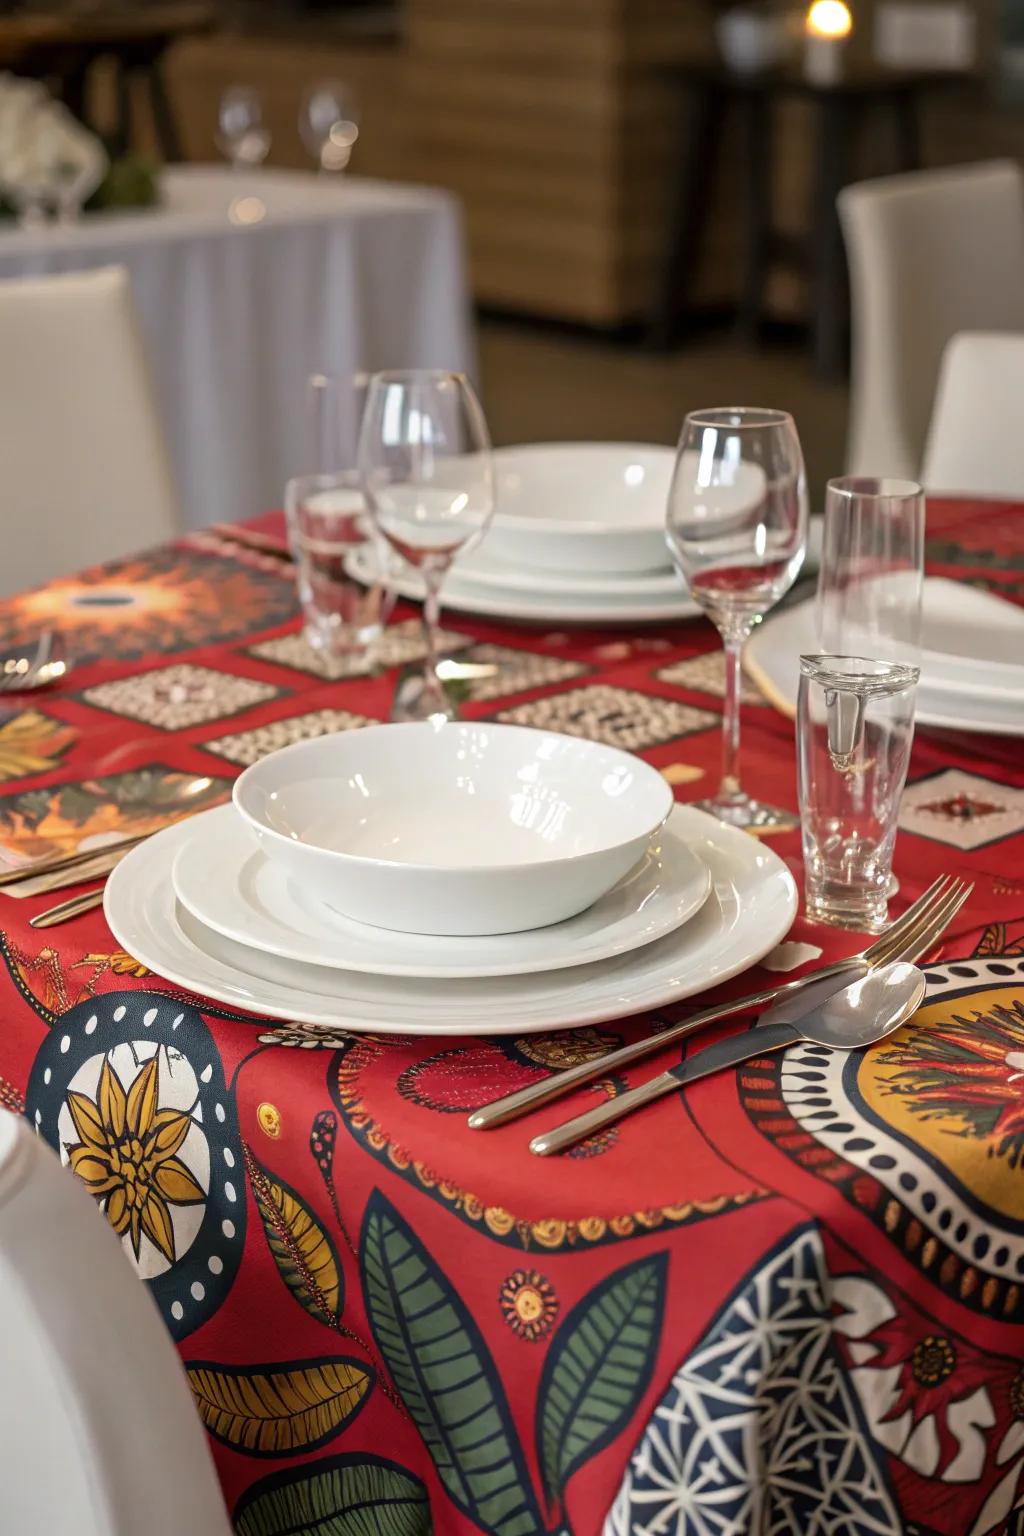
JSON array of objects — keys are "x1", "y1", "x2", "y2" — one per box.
[
  {"x1": 719, "y1": 636, "x2": 745, "y2": 807},
  {"x1": 421, "y1": 565, "x2": 445, "y2": 698}
]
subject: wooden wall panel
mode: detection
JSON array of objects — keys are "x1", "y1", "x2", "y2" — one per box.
[{"x1": 164, "y1": 0, "x2": 1015, "y2": 327}]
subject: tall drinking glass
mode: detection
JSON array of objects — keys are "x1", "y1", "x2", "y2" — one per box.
[
  {"x1": 666, "y1": 407, "x2": 808, "y2": 827},
  {"x1": 286, "y1": 471, "x2": 385, "y2": 670},
  {"x1": 798, "y1": 654, "x2": 919, "y2": 931},
  {"x1": 358, "y1": 371, "x2": 494, "y2": 721},
  {"x1": 817, "y1": 477, "x2": 925, "y2": 665}
]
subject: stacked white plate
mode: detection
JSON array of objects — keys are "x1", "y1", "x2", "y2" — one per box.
[
  {"x1": 746, "y1": 577, "x2": 1024, "y2": 737},
  {"x1": 104, "y1": 723, "x2": 797, "y2": 1036},
  {"x1": 348, "y1": 442, "x2": 702, "y2": 625}
]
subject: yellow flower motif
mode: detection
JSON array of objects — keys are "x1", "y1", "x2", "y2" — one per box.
[
  {"x1": 0, "y1": 708, "x2": 75, "y2": 783},
  {"x1": 499, "y1": 1269, "x2": 559, "y2": 1342},
  {"x1": 65, "y1": 1053, "x2": 204, "y2": 1264}
]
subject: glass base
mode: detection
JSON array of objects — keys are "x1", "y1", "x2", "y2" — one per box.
[
  {"x1": 691, "y1": 794, "x2": 799, "y2": 832},
  {"x1": 805, "y1": 883, "x2": 889, "y2": 934},
  {"x1": 390, "y1": 666, "x2": 458, "y2": 723}
]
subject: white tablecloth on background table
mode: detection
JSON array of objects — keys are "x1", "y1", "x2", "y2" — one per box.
[{"x1": 0, "y1": 166, "x2": 475, "y2": 529}]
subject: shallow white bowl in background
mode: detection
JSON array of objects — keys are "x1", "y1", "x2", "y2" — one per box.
[
  {"x1": 479, "y1": 443, "x2": 676, "y2": 575},
  {"x1": 232, "y1": 722, "x2": 674, "y2": 936}
]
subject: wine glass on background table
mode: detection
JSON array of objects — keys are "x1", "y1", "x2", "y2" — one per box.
[
  {"x1": 666, "y1": 407, "x2": 808, "y2": 829},
  {"x1": 216, "y1": 87, "x2": 271, "y2": 171},
  {"x1": 358, "y1": 370, "x2": 494, "y2": 721},
  {"x1": 299, "y1": 81, "x2": 359, "y2": 173}
]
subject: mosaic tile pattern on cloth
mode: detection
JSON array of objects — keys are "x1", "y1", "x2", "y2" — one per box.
[
  {"x1": 205, "y1": 707, "x2": 375, "y2": 766},
  {"x1": 82, "y1": 664, "x2": 282, "y2": 730},
  {"x1": 899, "y1": 768, "x2": 1024, "y2": 851},
  {"x1": 247, "y1": 618, "x2": 473, "y2": 679},
  {"x1": 495, "y1": 683, "x2": 718, "y2": 751},
  {"x1": 456, "y1": 643, "x2": 589, "y2": 703},
  {"x1": 657, "y1": 649, "x2": 764, "y2": 703}
]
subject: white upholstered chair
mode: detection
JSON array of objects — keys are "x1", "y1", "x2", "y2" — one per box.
[
  {"x1": 0, "y1": 1110, "x2": 231, "y2": 1536},
  {"x1": 0, "y1": 266, "x2": 181, "y2": 597},
  {"x1": 839, "y1": 161, "x2": 1024, "y2": 480},
  {"x1": 921, "y1": 331, "x2": 1024, "y2": 497}
]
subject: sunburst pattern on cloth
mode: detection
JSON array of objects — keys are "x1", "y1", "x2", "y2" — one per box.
[{"x1": 0, "y1": 546, "x2": 297, "y2": 665}]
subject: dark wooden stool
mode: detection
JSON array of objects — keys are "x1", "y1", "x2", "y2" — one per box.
[
  {"x1": 649, "y1": 63, "x2": 964, "y2": 378},
  {"x1": 0, "y1": 4, "x2": 215, "y2": 163}
]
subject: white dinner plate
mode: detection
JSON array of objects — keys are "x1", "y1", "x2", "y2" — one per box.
[
  {"x1": 105, "y1": 807, "x2": 797, "y2": 1035},
  {"x1": 347, "y1": 544, "x2": 702, "y2": 625},
  {"x1": 171, "y1": 804, "x2": 712, "y2": 979},
  {"x1": 452, "y1": 549, "x2": 680, "y2": 599},
  {"x1": 746, "y1": 596, "x2": 1024, "y2": 737}
]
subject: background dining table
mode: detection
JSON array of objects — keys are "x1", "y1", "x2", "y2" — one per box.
[
  {"x1": 0, "y1": 165, "x2": 473, "y2": 530},
  {"x1": 0, "y1": 497, "x2": 1021, "y2": 1535}
]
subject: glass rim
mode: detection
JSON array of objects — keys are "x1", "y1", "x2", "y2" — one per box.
[
  {"x1": 800, "y1": 653, "x2": 921, "y2": 689},
  {"x1": 685, "y1": 406, "x2": 794, "y2": 430},
  {"x1": 826, "y1": 475, "x2": 923, "y2": 501},
  {"x1": 366, "y1": 369, "x2": 469, "y2": 388}
]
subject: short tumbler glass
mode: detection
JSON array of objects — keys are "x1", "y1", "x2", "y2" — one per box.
[
  {"x1": 797, "y1": 654, "x2": 919, "y2": 932},
  {"x1": 285, "y1": 471, "x2": 386, "y2": 668}
]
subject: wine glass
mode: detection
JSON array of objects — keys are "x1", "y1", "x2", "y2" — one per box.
[
  {"x1": 299, "y1": 81, "x2": 359, "y2": 173},
  {"x1": 216, "y1": 87, "x2": 271, "y2": 171},
  {"x1": 358, "y1": 371, "x2": 494, "y2": 721},
  {"x1": 666, "y1": 406, "x2": 808, "y2": 828}
]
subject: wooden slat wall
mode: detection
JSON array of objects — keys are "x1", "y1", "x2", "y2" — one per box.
[{"x1": 163, "y1": 0, "x2": 1011, "y2": 327}]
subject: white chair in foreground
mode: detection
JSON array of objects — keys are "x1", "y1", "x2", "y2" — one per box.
[
  {"x1": 0, "y1": 1110, "x2": 231, "y2": 1536},
  {"x1": 840, "y1": 161, "x2": 1024, "y2": 480},
  {"x1": 0, "y1": 266, "x2": 181, "y2": 596},
  {"x1": 922, "y1": 331, "x2": 1024, "y2": 498}
]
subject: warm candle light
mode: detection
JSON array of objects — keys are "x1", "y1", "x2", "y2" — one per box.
[{"x1": 806, "y1": 0, "x2": 853, "y2": 38}]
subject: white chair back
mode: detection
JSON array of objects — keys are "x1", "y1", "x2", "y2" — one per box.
[
  {"x1": 839, "y1": 161, "x2": 1024, "y2": 480},
  {"x1": 922, "y1": 331, "x2": 1024, "y2": 497},
  {"x1": 0, "y1": 265, "x2": 181, "y2": 596},
  {"x1": 0, "y1": 1111, "x2": 230, "y2": 1536}
]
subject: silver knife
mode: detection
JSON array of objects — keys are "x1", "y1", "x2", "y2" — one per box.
[{"x1": 528, "y1": 961, "x2": 868, "y2": 1157}]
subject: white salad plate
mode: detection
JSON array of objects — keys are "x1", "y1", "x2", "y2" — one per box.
[
  {"x1": 347, "y1": 544, "x2": 702, "y2": 625},
  {"x1": 232, "y1": 722, "x2": 673, "y2": 936},
  {"x1": 746, "y1": 583, "x2": 1024, "y2": 738},
  {"x1": 450, "y1": 549, "x2": 681, "y2": 599},
  {"x1": 172, "y1": 804, "x2": 712, "y2": 979},
  {"x1": 105, "y1": 806, "x2": 797, "y2": 1036}
]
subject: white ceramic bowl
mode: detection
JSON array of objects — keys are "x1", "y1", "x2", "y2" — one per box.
[
  {"x1": 479, "y1": 443, "x2": 676, "y2": 575},
  {"x1": 232, "y1": 722, "x2": 673, "y2": 936}
]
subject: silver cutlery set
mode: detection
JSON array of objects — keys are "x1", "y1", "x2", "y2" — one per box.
[{"x1": 469, "y1": 875, "x2": 969, "y2": 1154}]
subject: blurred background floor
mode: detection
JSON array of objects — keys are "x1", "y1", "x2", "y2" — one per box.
[{"x1": 479, "y1": 321, "x2": 850, "y2": 506}]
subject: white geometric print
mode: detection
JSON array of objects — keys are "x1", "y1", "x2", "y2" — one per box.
[{"x1": 603, "y1": 1226, "x2": 902, "y2": 1536}]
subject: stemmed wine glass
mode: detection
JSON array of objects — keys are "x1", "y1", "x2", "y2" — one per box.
[
  {"x1": 666, "y1": 406, "x2": 808, "y2": 828},
  {"x1": 358, "y1": 370, "x2": 494, "y2": 721},
  {"x1": 299, "y1": 81, "x2": 359, "y2": 173},
  {"x1": 216, "y1": 87, "x2": 271, "y2": 171}
]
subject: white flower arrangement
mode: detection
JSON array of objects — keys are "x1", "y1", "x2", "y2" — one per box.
[{"x1": 0, "y1": 72, "x2": 107, "y2": 218}]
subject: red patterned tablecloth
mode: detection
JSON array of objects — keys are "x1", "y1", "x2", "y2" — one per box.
[{"x1": 0, "y1": 500, "x2": 1022, "y2": 1536}]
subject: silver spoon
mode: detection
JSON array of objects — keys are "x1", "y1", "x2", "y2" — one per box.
[
  {"x1": 529, "y1": 960, "x2": 927, "y2": 1157},
  {"x1": 0, "y1": 631, "x2": 70, "y2": 693}
]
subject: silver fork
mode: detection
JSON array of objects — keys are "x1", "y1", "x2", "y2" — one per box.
[
  {"x1": 468, "y1": 874, "x2": 966, "y2": 1131},
  {"x1": 530, "y1": 879, "x2": 972, "y2": 1156}
]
